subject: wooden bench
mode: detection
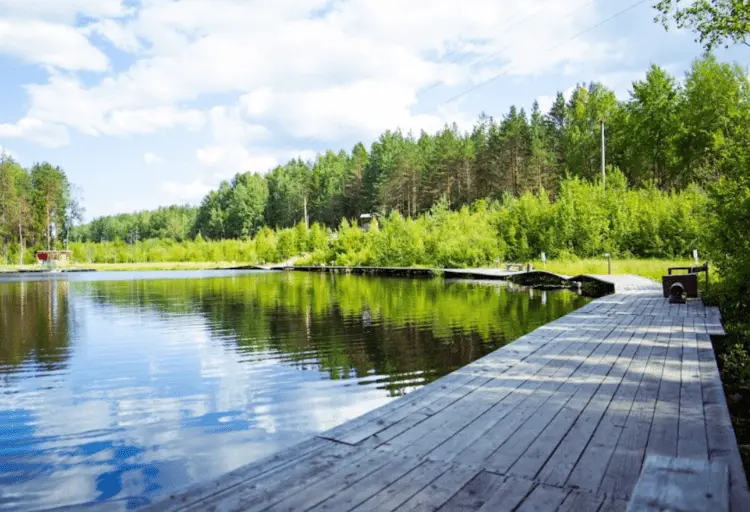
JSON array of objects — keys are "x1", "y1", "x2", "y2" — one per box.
[
  {"x1": 626, "y1": 456, "x2": 728, "y2": 512},
  {"x1": 505, "y1": 263, "x2": 527, "y2": 272}
]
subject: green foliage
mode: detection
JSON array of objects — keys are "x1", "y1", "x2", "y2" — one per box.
[
  {"x1": 225, "y1": 173, "x2": 268, "y2": 238},
  {"x1": 69, "y1": 175, "x2": 708, "y2": 267},
  {"x1": 704, "y1": 175, "x2": 750, "y2": 308},
  {"x1": 720, "y1": 344, "x2": 750, "y2": 389},
  {"x1": 70, "y1": 238, "x2": 259, "y2": 265},
  {"x1": 424, "y1": 202, "x2": 504, "y2": 267},
  {"x1": 75, "y1": 204, "x2": 197, "y2": 243},
  {"x1": 655, "y1": 0, "x2": 750, "y2": 50},
  {"x1": 72, "y1": 56, "x2": 748, "y2": 256},
  {"x1": 0, "y1": 154, "x2": 78, "y2": 264}
]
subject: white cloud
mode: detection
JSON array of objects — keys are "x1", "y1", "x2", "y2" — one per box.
[
  {"x1": 207, "y1": 105, "x2": 271, "y2": 144},
  {"x1": 144, "y1": 151, "x2": 165, "y2": 165},
  {"x1": 0, "y1": 117, "x2": 70, "y2": 148},
  {"x1": 595, "y1": 70, "x2": 648, "y2": 99},
  {"x1": 0, "y1": 0, "x2": 129, "y2": 23},
  {"x1": 104, "y1": 106, "x2": 206, "y2": 136},
  {"x1": 196, "y1": 144, "x2": 279, "y2": 177},
  {"x1": 24, "y1": 76, "x2": 206, "y2": 137},
  {"x1": 240, "y1": 81, "x2": 452, "y2": 141},
  {"x1": 83, "y1": 19, "x2": 142, "y2": 53},
  {"x1": 536, "y1": 95, "x2": 555, "y2": 114},
  {"x1": 0, "y1": 145, "x2": 18, "y2": 161},
  {"x1": 2, "y1": 0, "x2": 621, "y2": 165},
  {"x1": 162, "y1": 179, "x2": 214, "y2": 203},
  {"x1": 241, "y1": 88, "x2": 274, "y2": 117},
  {"x1": 0, "y1": 19, "x2": 109, "y2": 71}
]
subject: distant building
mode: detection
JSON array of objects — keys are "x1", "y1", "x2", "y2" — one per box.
[
  {"x1": 358, "y1": 213, "x2": 380, "y2": 232},
  {"x1": 36, "y1": 250, "x2": 72, "y2": 264}
]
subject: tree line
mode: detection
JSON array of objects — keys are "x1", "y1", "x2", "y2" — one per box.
[
  {"x1": 0, "y1": 156, "x2": 82, "y2": 264},
  {"x1": 68, "y1": 170, "x2": 705, "y2": 266},
  {"x1": 72, "y1": 54, "x2": 749, "y2": 246}
]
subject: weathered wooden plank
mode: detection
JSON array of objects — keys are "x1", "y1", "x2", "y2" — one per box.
[
  {"x1": 645, "y1": 315, "x2": 681, "y2": 459},
  {"x1": 598, "y1": 318, "x2": 668, "y2": 500},
  {"x1": 332, "y1": 332, "x2": 553, "y2": 446},
  {"x1": 556, "y1": 489, "x2": 605, "y2": 512},
  {"x1": 144, "y1": 436, "x2": 335, "y2": 511},
  {"x1": 351, "y1": 460, "x2": 450, "y2": 512},
  {"x1": 307, "y1": 455, "x2": 427, "y2": 512},
  {"x1": 449, "y1": 339, "x2": 603, "y2": 468},
  {"x1": 603, "y1": 498, "x2": 629, "y2": 512},
  {"x1": 514, "y1": 484, "x2": 569, "y2": 512},
  {"x1": 358, "y1": 374, "x2": 494, "y2": 451},
  {"x1": 449, "y1": 314, "x2": 621, "y2": 469},
  {"x1": 484, "y1": 314, "x2": 635, "y2": 476},
  {"x1": 364, "y1": 322, "x2": 588, "y2": 445},
  {"x1": 322, "y1": 372, "x2": 478, "y2": 442},
  {"x1": 565, "y1": 323, "x2": 655, "y2": 493},
  {"x1": 385, "y1": 315, "x2": 601, "y2": 459},
  {"x1": 434, "y1": 470, "x2": 507, "y2": 511},
  {"x1": 677, "y1": 322, "x2": 709, "y2": 460},
  {"x1": 475, "y1": 477, "x2": 536, "y2": 511},
  {"x1": 696, "y1": 332, "x2": 750, "y2": 512},
  {"x1": 181, "y1": 441, "x2": 365, "y2": 512},
  {"x1": 325, "y1": 325, "x2": 555, "y2": 442},
  {"x1": 537, "y1": 317, "x2": 645, "y2": 487},
  {"x1": 264, "y1": 449, "x2": 398, "y2": 512},
  {"x1": 505, "y1": 314, "x2": 641, "y2": 479},
  {"x1": 625, "y1": 455, "x2": 728, "y2": 512},
  {"x1": 425, "y1": 315, "x2": 618, "y2": 464},
  {"x1": 394, "y1": 464, "x2": 479, "y2": 512}
]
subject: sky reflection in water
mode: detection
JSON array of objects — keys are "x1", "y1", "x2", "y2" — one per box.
[{"x1": 0, "y1": 271, "x2": 589, "y2": 510}]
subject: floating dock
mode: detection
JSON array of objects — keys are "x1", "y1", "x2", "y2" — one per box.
[{"x1": 144, "y1": 274, "x2": 748, "y2": 512}]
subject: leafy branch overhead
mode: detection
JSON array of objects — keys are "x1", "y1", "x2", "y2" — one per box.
[{"x1": 655, "y1": 0, "x2": 750, "y2": 50}]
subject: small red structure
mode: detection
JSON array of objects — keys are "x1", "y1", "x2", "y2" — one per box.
[{"x1": 36, "y1": 250, "x2": 72, "y2": 264}]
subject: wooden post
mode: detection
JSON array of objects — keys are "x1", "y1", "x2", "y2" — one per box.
[
  {"x1": 303, "y1": 197, "x2": 309, "y2": 230},
  {"x1": 601, "y1": 119, "x2": 606, "y2": 193}
]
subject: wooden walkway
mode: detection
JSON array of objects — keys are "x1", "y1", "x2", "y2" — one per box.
[{"x1": 145, "y1": 276, "x2": 749, "y2": 512}]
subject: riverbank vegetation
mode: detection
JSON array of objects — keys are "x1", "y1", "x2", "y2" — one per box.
[
  {"x1": 0, "y1": 158, "x2": 82, "y2": 264},
  {"x1": 64, "y1": 172, "x2": 706, "y2": 268}
]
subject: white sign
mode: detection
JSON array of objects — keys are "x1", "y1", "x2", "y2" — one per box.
[
  {"x1": 693, "y1": 249, "x2": 699, "y2": 265},
  {"x1": 541, "y1": 252, "x2": 546, "y2": 263}
]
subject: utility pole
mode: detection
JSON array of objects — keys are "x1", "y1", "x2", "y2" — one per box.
[
  {"x1": 601, "y1": 119, "x2": 606, "y2": 192},
  {"x1": 303, "y1": 197, "x2": 309, "y2": 230}
]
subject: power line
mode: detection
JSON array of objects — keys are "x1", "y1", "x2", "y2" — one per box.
[
  {"x1": 443, "y1": 0, "x2": 650, "y2": 105},
  {"x1": 419, "y1": 0, "x2": 602, "y2": 95},
  {"x1": 465, "y1": 0, "x2": 603, "y2": 72}
]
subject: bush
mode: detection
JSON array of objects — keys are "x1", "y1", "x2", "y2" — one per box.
[
  {"x1": 69, "y1": 175, "x2": 709, "y2": 268},
  {"x1": 721, "y1": 344, "x2": 750, "y2": 389}
]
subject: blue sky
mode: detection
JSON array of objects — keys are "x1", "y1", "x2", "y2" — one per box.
[{"x1": 0, "y1": 0, "x2": 748, "y2": 221}]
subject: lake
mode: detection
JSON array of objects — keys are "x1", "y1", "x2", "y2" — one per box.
[{"x1": 0, "y1": 271, "x2": 589, "y2": 510}]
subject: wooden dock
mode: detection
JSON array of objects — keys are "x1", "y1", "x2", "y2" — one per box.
[{"x1": 145, "y1": 275, "x2": 749, "y2": 512}]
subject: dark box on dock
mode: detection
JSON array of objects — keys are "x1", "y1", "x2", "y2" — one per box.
[{"x1": 661, "y1": 273, "x2": 699, "y2": 298}]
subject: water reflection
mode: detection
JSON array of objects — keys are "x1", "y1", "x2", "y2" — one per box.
[
  {"x1": 0, "y1": 271, "x2": 589, "y2": 510},
  {"x1": 0, "y1": 279, "x2": 72, "y2": 373}
]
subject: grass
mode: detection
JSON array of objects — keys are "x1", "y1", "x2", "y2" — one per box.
[{"x1": 85, "y1": 262, "x2": 250, "y2": 271}]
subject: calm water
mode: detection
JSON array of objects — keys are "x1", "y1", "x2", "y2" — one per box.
[{"x1": 0, "y1": 271, "x2": 589, "y2": 510}]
